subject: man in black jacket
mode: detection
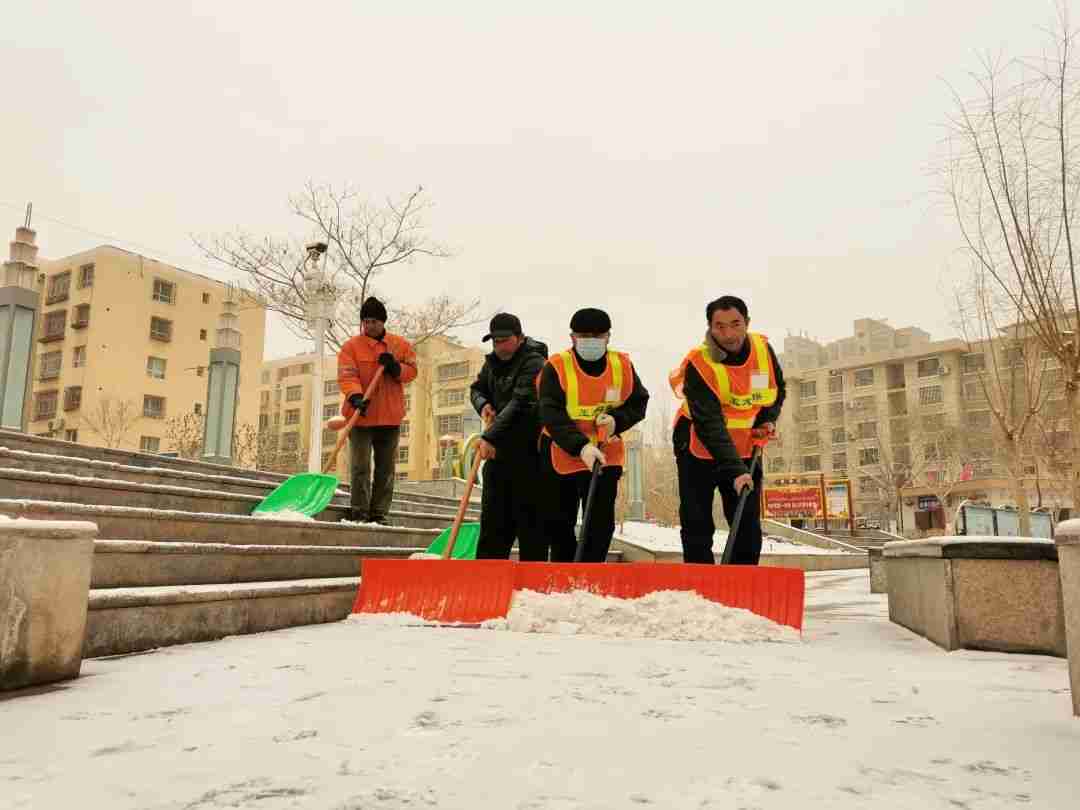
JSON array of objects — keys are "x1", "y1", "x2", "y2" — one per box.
[
  {"x1": 673, "y1": 296, "x2": 786, "y2": 565},
  {"x1": 469, "y1": 313, "x2": 549, "y2": 560},
  {"x1": 537, "y1": 308, "x2": 649, "y2": 562}
]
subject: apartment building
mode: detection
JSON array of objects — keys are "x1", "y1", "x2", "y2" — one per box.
[
  {"x1": 29, "y1": 246, "x2": 266, "y2": 455},
  {"x1": 259, "y1": 335, "x2": 485, "y2": 481},
  {"x1": 781, "y1": 318, "x2": 932, "y2": 372}
]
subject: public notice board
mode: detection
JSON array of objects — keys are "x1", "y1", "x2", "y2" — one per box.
[{"x1": 763, "y1": 485, "x2": 823, "y2": 518}]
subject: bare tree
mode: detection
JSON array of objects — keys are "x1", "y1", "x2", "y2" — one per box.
[
  {"x1": 945, "y1": 6, "x2": 1080, "y2": 510},
  {"x1": 83, "y1": 397, "x2": 140, "y2": 449},
  {"x1": 640, "y1": 405, "x2": 680, "y2": 527},
  {"x1": 195, "y1": 183, "x2": 481, "y2": 350},
  {"x1": 164, "y1": 412, "x2": 205, "y2": 460}
]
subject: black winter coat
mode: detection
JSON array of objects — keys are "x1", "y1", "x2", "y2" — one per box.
[{"x1": 469, "y1": 337, "x2": 549, "y2": 459}]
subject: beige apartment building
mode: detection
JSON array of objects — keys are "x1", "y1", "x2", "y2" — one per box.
[
  {"x1": 775, "y1": 318, "x2": 1072, "y2": 532},
  {"x1": 259, "y1": 335, "x2": 485, "y2": 481},
  {"x1": 29, "y1": 246, "x2": 266, "y2": 456}
]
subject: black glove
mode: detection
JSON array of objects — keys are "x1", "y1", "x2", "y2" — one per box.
[
  {"x1": 378, "y1": 352, "x2": 402, "y2": 378},
  {"x1": 348, "y1": 393, "x2": 369, "y2": 416}
]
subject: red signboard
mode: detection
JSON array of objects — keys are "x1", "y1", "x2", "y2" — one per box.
[{"x1": 763, "y1": 485, "x2": 824, "y2": 518}]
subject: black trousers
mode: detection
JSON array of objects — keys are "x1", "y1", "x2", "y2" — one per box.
[
  {"x1": 348, "y1": 426, "x2": 400, "y2": 523},
  {"x1": 477, "y1": 454, "x2": 545, "y2": 561},
  {"x1": 540, "y1": 448, "x2": 622, "y2": 563},
  {"x1": 676, "y1": 449, "x2": 764, "y2": 565}
]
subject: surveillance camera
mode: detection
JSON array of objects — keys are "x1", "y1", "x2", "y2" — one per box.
[{"x1": 305, "y1": 241, "x2": 329, "y2": 255}]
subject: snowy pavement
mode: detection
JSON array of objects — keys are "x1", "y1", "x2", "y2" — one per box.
[
  {"x1": 2, "y1": 571, "x2": 1077, "y2": 809},
  {"x1": 616, "y1": 520, "x2": 847, "y2": 555}
]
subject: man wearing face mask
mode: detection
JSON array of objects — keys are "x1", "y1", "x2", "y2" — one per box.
[
  {"x1": 670, "y1": 295, "x2": 785, "y2": 565},
  {"x1": 337, "y1": 296, "x2": 418, "y2": 525},
  {"x1": 469, "y1": 313, "x2": 549, "y2": 560},
  {"x1": 537, "y1": 308, "x2": 650, "y2": 562}
]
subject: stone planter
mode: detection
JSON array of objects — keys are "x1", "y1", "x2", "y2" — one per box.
[
  {"x1": 1056, "y1": 520, "x2": 1080, "y2": 717},
  {"x1": 1, "y1": 517, "x2": 97, "y2": 691},
  {"x1": 868, "y1": 548, "x2": 887, "y2": 593}
]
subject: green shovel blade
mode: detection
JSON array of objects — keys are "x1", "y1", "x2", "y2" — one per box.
[
  {"x1": 252, "y1": 473, "x2": 341, "y2": 517},
  {"x1": 425, "y1": 522, "x2": 481, "y2": 559}
]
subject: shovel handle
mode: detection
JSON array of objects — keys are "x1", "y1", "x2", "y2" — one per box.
[
  {"x1": 573, "y1": 421, "x2": 610, "y2": 563},
  {"x1": 323, "y1": 367, "x2": 385, "y2": 475},
  {"x1": 720, "y1": 444, "x2": 763, "y2": 565},
  {"x1": 441, "y1": 416, "x2": 490, "y2": 559}
]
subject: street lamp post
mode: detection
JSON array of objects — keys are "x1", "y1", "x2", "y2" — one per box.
[
  {"x1": 303, "y1": 242, "x2": 334, "y2": 474},
  {"x1": 0, "y1": 206, "x2": 40, "y2": 431},
  {"x1": 201, "y1": 285, "x2": 243, "y2": 465}
]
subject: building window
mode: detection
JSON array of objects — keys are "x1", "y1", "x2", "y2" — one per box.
[
  {"x1": 63, "y1": 386, "x2": 82, "y2": 411},
  {"x1": 260, "y1": 390, "x2": 270, "y2": 408},
  {"x1": 1004, "y1": 345, "x2": 1024, "y2": 367},
  {"x1": 395, "y1": 471, "x2": 410, "y2": 482},
  {"x1": 832, "y1": 453, "x2": 847, "y2": 471},
  {"x1": 852, "y1": 396, "x2": 875, "y2": 413},
  {"x1": 916, "y1": 357, "x2": 942, "y2": 378},
  {"x1": 46, "y1": 271, "x2": 71, "y2": 304},
  {"x1": 152, "y1": 278, "x2": 176, "y2": 304},
  {"x1": 41, "y1": 309, "x2": 67, "y2": 342},
  {"x1": 828, "y1": 374, "x2": 843, "y2": 395},
  {"x1": 286, "y1": 385, "x2": 303, "y2": 402},
  {"x1": 922, "y1": 413, "x2": 946, "y2": 432},
  {"x1": 78, "y1": 264, "x2": 94, "y2": 288},
  {"x1": 72, "y1": 303, "x2": 90, "y2": 329},
  {"x1": 400, "y1": 420, "x2": 410, "y2": 437},
  {"x1": 894, "y1": 445, "x2": 912, "y2": 466},
  {"x1": 143, "y1": 395, "x2": 166, "y2": 419},
  {"x1": 34, "y1": 390, "x2": 58, "y2": 421},
  {"x1": 799, "y1": 380, "x2": 817, "y2": 399},
  {"x1": 199, "y1": 329, "x2": 208, "y2": 341},
  {"x1": 196, "y1": 366, "x2": 205, "y2": 377},
  {"x1": 146, "y1": 356, "x2": 167, "y2": 379},
  {"x1": 259, "y1": 414, "x2": 269, "y2": 429},
  {"x1": 150, "y1": 317, "x2": 173, "y2": 342},
  {"x1": 404, "y1": 394, "x2": 412, "y2": 412},
  {"x1": 858, "y1": 421, "x2": 876, "y2": 440},
  {"x1": 202, "y1": 292, "x2": 211, "y2": 304},
  {"x1": 194, "y1": 402, "x2": 202, "y2": 416},
  {"x1": 261, "y1": 370, "x2": 271, "y2": 385},
  {"x1": 275, "y1": 388, "x2": 282, "y2": 404},
  {"x1": 39, "y1": 350, "x2": 62, "y2": 381},
  {"x1": 859, "y1": 447, "x2": 880, "y2": 466},
  {"x1": 918, "y1": 385, "x2": 944, "y2": 405},
  {"x1": 801, "y1": 431, "x2": 819, "y2": 448},
  {"x1": 438, "y1": 362, "x2": 469, "y2": 382},
  {"x1": 832, "y1": 427, "x2": 846, "y2": 445},
  {"x1": 285, "y1": 408, "x2": 301, "y2": 425},
  {"x1": 397, "y1": 446, "x2": 410, "y2": 463},
  {"x1": 273, "y1": 412, "x2": 280, "y2": 425},
  {"x1": 798, "y1": 405, "x2": 818, "y2": 423},
  {"x1": 925, "y1": 443, "x2": 940, "y2": 461},
  {"x1": 324, "y1": 380, "x2": 339, "y2": 395},
  {"x1": 281, "y1": 432, "x2": 300, "y2": 452},
  {"x1": 854, "y1": 368, "x2": 875, "y2": 387},
  {"x1": 437, "y1": 414, "x2": 464, "y2": 434},
  {"x1": 801, "y1": 455, "x2": 821, "y2": 472},
  {"x1": 828, "y1": 400, "x2": 844, "y2": 420},
  {"x1": 768, "y1": 457, "x2": 785, "y2": 473},
  {"x1": 963, "y1": 381, "x2": 983, "y2": 401},
  {"x1": 323, "y1": 429, "x2": 337, "y2": 446},
  {"x1": 440, "y1": 388, "x2": 467, "y2": 407},
  {"x1": 967, "y1": 410, "x2": 992, "y2": 429},
  {"x1": 140, "y1": 436, "x2": 161, "y2": 453},
  {"x1": 961, "y1": 353, "x2": 986, "y2": 374},
  {"x1": 323, "y1": 403, "x2": 338, "y2": 420},
  {"x1": 64, "y1": 429, "x2": 78, "y2": 443},
  {"x1": 301, "y1": 363, "x2": 313, "y2": 374}
]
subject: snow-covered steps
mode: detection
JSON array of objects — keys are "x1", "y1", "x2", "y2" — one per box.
[
  {"x1": 0, "y1": 499, "x2": 440, "y2": 548},
  {"x1": 0, "y1": 470, "x2": 465, "y2": 529},
  {"x1": 84, "y1": 577, "x2": 360, "y2": 658}
]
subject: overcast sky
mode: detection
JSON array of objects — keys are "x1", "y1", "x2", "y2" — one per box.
[{"x1": 1, "y1": 1, "x2": 1066, "y2": 412}]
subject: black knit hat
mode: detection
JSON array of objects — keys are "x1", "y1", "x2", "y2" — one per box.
[
  {"x1": 359, "y1": 296, "x2": 388, "y2": 322},
  {"x1": 570, "y1": 308, "x2": 611, "y2": 334},
  {"x1": 483, "y1": 313, "x2": 523, "y2": 342}
]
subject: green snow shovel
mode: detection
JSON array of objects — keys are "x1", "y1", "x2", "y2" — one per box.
[{"x1": 252, "y1": 367, "x2": 384, "y2": 517}]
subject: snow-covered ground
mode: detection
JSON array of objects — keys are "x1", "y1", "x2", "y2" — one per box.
[
  {"x1": 2, "y1": 571, "x2": 1076, "y2": 809},
  {"x1": 616, "y1": 520, "x2": 843, "y2": 555}
]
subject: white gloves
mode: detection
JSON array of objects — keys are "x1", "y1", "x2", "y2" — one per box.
[
  {"x1": 579, "y1": 444, "x2": 607, "y2": 469},
  {"x1": 595, "y1": 414, "x2": 616, "y2": 436}
]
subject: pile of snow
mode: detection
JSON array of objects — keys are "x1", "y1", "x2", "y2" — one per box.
[
  {"x1": 484, "y1": 589, "x2": 799, "y2": 643},
  {"x1": 251, "y1": 509, "x2": 315, "y2": 522},
  {"x1": 616, "y1": 520, "x2": 840, "y2": 555}
]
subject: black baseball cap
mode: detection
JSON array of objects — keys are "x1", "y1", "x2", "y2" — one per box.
[
  {"x1": 482, "y1": 312, "x2": 523, "y2": 342},
  {"x1": 570, "y1": 308, "x2": 611, "y2": 334}
]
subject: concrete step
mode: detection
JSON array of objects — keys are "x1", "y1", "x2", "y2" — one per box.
[
  {"x1": 84, "y1": 577, "x2": 359, "y2": 658},
  {"x1": 0, "y1": 499, "x2": 440, "y2": 548},
  {"x1": 0, "y1": 469, "x2": 472, "y2": 529}
]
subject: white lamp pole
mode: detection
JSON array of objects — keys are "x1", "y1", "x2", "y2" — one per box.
[{"x1": 303, "y1": 242, "x2": 333, "y2": 473}]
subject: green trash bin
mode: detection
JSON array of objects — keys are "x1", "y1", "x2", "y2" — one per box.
[{"x1": 425, "y1": 522, "x2": 481, "y2": 560}]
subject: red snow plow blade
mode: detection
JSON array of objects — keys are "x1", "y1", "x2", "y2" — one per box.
[{"x1": 352, "y1": 560, "x2": 805, "y2": 631}]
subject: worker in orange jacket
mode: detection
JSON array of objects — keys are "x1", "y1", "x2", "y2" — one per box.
[{"x1": 337, "y1": 296, "x2": 417, "y2": 524}]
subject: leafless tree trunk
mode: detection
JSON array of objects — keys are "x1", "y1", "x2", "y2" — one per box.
[
  {"x1": 164, "y1": 413, "x2": 205, "y2": 460},
  {"x1": 195, "y1": 182, "x2": 482, "y2": 350},
  {"x1": 945, "y1": 5, "x2": 1080, "y2": 512},
  {"x1": 82, "y1": 398, "x2": 140, "y2": 449}
]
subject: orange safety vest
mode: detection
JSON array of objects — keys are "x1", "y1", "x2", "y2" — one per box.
[
  {"x1": 540, "y1": 349, "x2": 634, "y2": 475},
  {"x1": 670, "y1": 333, "x2": 778, "y2": 459}
]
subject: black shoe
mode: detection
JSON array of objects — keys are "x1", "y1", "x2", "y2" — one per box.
[{"x1": 344, "y1": 509, "x2": 368, "y2": 523}]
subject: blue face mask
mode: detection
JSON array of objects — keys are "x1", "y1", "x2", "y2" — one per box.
[{"x1": 575, "y1": 337, "x2": 608, "y2": 362}]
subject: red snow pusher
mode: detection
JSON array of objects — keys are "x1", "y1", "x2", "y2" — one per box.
[{"x1": 351, "y1": 430, "x2": 804, "y2": 630}]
